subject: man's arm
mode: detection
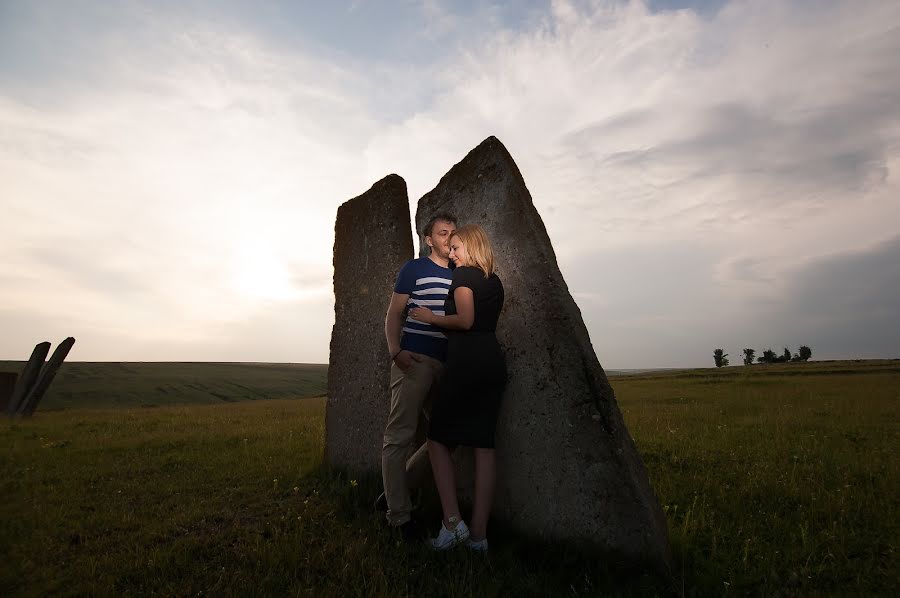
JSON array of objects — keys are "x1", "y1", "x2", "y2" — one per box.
[{"x1": 385, "y1": 292, "x2": 419, "y2": 370}]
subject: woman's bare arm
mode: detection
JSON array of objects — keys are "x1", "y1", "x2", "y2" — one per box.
[{"x1": 409, "y1": 287, "x2": 474, "y2": 330}]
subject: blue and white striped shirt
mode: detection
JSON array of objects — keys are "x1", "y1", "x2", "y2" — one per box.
[{"x1": 394, "y1": 257, "x2": 453, "y2": 361}]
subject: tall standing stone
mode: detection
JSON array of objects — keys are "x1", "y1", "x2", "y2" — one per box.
[
  {"x1": 326, "y1": 175, "x2": 414, "y2": 472},
  {"x1": 415, "y1": 136, "x2": 670, "y2": 569}
]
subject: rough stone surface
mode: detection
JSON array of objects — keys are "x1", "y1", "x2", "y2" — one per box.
[
  {"x1": 0, "y1": 372, "x2": 17, "y2": 413},
  {"x1": 415, "y1": 136, "x2": 671, "y2": 569},
  {"x1": 326, "y1": 175, "x2": 414, "y2": 472},
  {"x1": 19, "y1": 337, "x2": 76, "y2": 416},
  {"x1": 6, "y1": 342, "x2": 50, "y2": 415}
]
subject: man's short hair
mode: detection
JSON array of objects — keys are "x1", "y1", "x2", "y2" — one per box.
[{"x1": 423, "y1": 213, "x2": 458, "y2": 237}]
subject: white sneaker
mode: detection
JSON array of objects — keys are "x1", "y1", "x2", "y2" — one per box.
[
  {"x1": 430, "y1": 519, "x2": 470, "y2": 550},
  {"x1": 467, "y1": 537, "x2": 488, "y2": 553}
]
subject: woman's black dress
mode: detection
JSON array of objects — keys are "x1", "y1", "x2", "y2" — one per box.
[{"x1": 428, "y1": 266, "x2": 506, "y2": 449}]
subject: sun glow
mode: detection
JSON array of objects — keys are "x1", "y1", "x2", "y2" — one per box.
[{"x1": 232, "y1": 241, "x2": 300, "y2": 301}]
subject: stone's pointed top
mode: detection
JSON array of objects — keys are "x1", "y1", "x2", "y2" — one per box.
[
  {"x1": 474, "y1": 135, "x2": 507, "y2": 154},
  {"x1": 460, "y1": 135, "x2": 517, "y2": 167},
  {"x1": 339, "y1": 174, "x2": 408, "y2": 212},
  {"x1": 373, "y1": 173, "x2": 407, "y2": 190},
  {"x1": 418, "y1": 136, "x2": 528, "y2": 214},
  {"x1": 415, "y1": 134, "x2": 543, "y2": 260}
]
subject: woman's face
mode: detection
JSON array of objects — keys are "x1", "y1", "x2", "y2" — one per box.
[{"x1": 449, "y1": 236, "x2": 469, "y2": 267}]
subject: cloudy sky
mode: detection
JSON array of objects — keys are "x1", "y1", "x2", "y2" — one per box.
[{"x1": 2, "y1": 0, "x2": 898, "y2": 368}]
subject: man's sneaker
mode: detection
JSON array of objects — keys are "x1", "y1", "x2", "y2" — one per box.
[
  {"x1": 430, "y1": 519, "x2": 470, "y2": 550},
  {"x1": 385, "y1": 519, "x2": 423, "y2": 542},
  {"x1": 466, "y1": 537, "x2": 488, "y2": 553},
  {"x1": 396, "y1": 519, "x2": 421, "y2": 542}
]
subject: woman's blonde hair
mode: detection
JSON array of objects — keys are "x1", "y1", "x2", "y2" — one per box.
[{"x1": 451, "y1": 224, "x2": 495, "y2": 277}]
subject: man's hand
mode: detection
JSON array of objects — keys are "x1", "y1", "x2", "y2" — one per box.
[{"x1": 393, "y1": 350, "x2": 422, "y2": 371}]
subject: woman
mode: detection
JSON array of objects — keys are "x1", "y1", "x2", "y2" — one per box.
[{"x1": 408, "y1": 224, "x2": 506, "y2": 552}]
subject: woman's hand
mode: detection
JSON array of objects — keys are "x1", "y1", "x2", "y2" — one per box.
[{"x1": 408, "y1": 307, "x2": 434, "y2": 324}]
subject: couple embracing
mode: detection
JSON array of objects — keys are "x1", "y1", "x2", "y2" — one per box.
[{"x1": 379, "y1": 213, "x2": 506, "y2": 552}]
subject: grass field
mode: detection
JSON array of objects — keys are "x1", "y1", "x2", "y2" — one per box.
[{"x1": 1, "y1": 360, "x2": 897, "y2": 596}]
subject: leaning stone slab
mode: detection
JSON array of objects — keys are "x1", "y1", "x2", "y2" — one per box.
[
  {"x1": 415, "y1": 136, "x2": 671, "y2": 569},
  {"x1": 326, "y1": 175, "x2": 414, "y2": 472},
  {"x1": 6, "y1": 341, "x2": 50, "y2": 415},
  {"x1": 0, "y1": 372, "x2": 17, "y2": 413},
  {"x1": 18, "y1": 337, "x2": 76, "y2": 417}
]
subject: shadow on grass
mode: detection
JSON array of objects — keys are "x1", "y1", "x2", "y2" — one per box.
[{"x1": 313, "y1": 465, "x2": 677, "y2": 598}]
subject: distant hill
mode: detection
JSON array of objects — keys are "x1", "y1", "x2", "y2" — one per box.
[
  {"x1": 605, "y1": 368, "x2": 685, "y2": 377},
  {"x1": 606, "y1": 359, "x2": 900, "y2": 381},
  {"x1": 0, "y1": 362, "x2": 328, "y2": 411},
  {"x1": 3, "y1": 359, "x2": 896, "y2": 412}
]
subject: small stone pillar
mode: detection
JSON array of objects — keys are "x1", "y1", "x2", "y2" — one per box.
[{"x1": 325, "y1": 175, "x2": 414, "y2": 472}]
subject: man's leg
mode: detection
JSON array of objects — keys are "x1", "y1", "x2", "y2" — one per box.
[
  {"x1": 402, "y1": 357, "x2": 443, "y2": 494},
  {"x1": 381, "y1": 359, "x2": 434, "y2": 526}
]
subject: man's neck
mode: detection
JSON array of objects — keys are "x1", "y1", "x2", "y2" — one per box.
[{"x1": 428, "y1": 253, "x2": 450, "y2": 268}]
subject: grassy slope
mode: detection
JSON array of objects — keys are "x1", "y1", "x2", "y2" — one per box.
[
  {"x1": 0, "y1": 362, "x2": 328, "y2": 410},
  {"x1": 1, "y1": 361, "x2": 897, "y2": 596}
]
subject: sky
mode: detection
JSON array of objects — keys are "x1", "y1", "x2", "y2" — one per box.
[{"x1": 1, "y1": 0, "x2": 899, "y2": 369}]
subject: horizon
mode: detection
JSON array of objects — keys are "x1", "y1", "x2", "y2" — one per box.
[
  {"x1": 2, "y1": 0, "x2": 899, "y2": 369},
  {"x1": 3, "y1": 357, "x2": 897, "y2": 372}
]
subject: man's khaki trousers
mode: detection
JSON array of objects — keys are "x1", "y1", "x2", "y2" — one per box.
[{"x1": 381, "y1": 355, "x2": 443, "y2": 526}]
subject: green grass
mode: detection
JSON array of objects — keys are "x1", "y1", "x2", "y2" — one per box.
[
  {"x1": 0, "y1": 361, "x2": 328, "y2": 410},
  {"x1": 615, "y1": 360, "x2": 899, "y2": 596},
  {"x1": 1, "y1": 360, "x2": 897, "y2": 596}
]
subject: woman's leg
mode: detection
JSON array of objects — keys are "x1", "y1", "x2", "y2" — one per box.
[
  {"x1": 470, "y1": 447, "x2": 496, "y2": 540},
  {"x1": 427, "y1": 438, "x2": 460, "y2": 526}
]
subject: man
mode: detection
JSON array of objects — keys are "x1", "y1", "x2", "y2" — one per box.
[{"x1": 380, "y1": 212, "x2": 457, "y2": 539}]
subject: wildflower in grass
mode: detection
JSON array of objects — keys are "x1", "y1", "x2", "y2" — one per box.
[{"x1": 350, "y1": 479, "x2": 358, "y2": 488}]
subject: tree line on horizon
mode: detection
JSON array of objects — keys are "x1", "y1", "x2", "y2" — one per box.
[{"x1": 713, "y1": 346, "x2": 812, "y2": 368}]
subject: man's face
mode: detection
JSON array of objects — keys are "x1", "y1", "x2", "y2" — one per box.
[{"x1": 426, "y1": 220, "x2": 457, "y2": 259}]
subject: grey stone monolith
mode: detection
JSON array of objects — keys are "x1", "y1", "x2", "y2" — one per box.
[
  {"x1": 326, "y1": 175, "x2": 414, "y2": 472},
  {"x1": 18, "y1": 337, "x2": 76, "y2": 416},
  {"x1": 415, "y1": 136, "x2": 671, "y2": 569},
  {"x1": 6, "y1": 341, "x2": 50, "y2": 415}
]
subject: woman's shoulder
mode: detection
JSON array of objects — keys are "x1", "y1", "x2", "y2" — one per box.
[
  {"x1": 453, "y1": 265, "x2": 483, "y2": 277},
  {"x1": 452, "y1": 266, "x2": 487, "y2": 286}
]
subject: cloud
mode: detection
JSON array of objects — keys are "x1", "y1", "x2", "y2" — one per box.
[
  {"x1": 359, "y1": 0, "x2": 900, "y2": 367},
  {"x1": 2, "y1": 0, "x2": 899, "y2": 365},
  {"x1": 368, "y1": 0, "x2": 900, "y2": 239}
]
